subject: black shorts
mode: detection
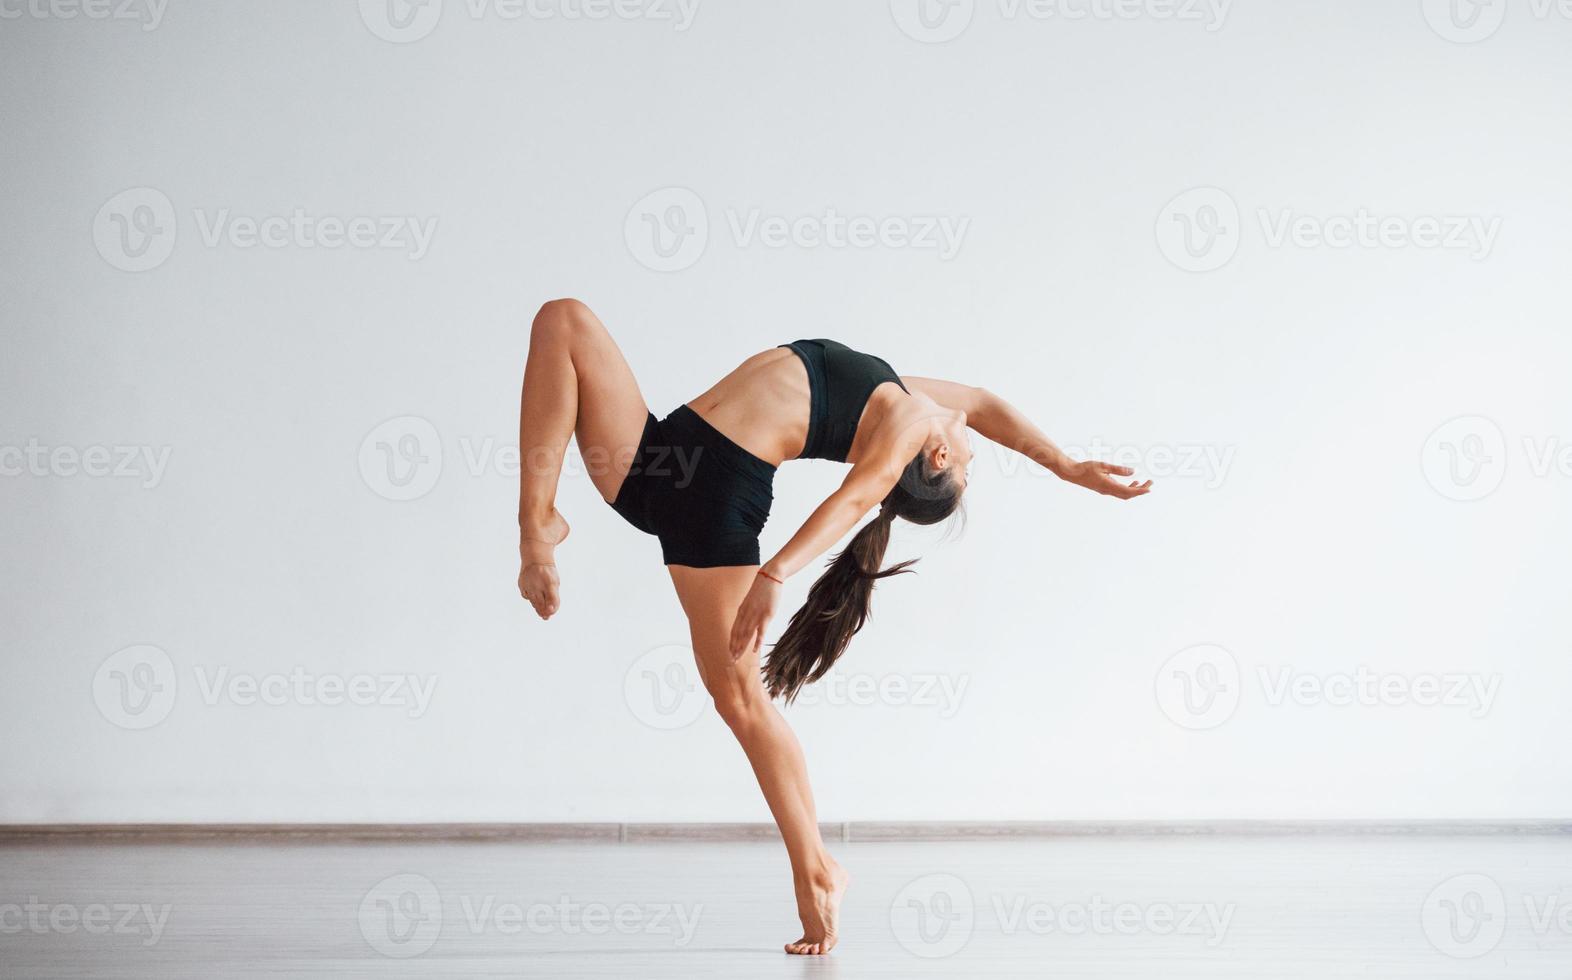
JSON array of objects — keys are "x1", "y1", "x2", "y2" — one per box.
[{"x1": 608, "y1": 405, "x2": 776, "y2": 568}]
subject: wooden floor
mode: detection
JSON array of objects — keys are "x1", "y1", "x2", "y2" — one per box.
[{"x1": 1, "y1": 835, "x2": 1567, "y2": 977}]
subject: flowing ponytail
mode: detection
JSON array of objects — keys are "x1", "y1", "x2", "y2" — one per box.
[{"x1": 763, "y1": 451, "x2": 964, "y2": 703}]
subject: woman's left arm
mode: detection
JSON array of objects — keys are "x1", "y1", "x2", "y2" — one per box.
[
  {"x1": 727, "y1": 411, "x2": 921, "y2": 658},
  {"x1": 902, "y1": 376, "x2": 1154, "y2": 500}
]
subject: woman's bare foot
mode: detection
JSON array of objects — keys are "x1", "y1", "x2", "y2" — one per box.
[
  {"x1": 785, "y1": 862, "x2": 850, "y2": 955},
  {"x1": 518, "y1": 510, "x2": 570, "y2": 619}
]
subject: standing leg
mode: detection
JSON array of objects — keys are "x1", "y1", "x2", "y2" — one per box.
[
  {"x1": 517, "y1": 298, "x2": 649, "y2": 619},
  {"x1": 668, "y1": 564, "x2": 851, "y2": 956}
]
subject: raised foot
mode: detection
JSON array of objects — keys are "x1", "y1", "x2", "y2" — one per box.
[
  {"x1": 785, "y1": 863, "x2": 850, "y2": 956},
  {"x1": 518, "y1": 510, "x2": 570, "y2": 619}
]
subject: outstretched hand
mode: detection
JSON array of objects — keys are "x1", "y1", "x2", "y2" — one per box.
[
  {"x1": 729, "y1": 573, "x2": 781, "y2": 661},
  {"x1": 1065, "y1": 460, "x2": 1153, "y2": 500}
]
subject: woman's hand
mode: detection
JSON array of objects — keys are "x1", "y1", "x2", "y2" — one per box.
[
  {"x1": 729, "y1": 572, "x2": 782, "y2": 661},
  {"x1": 1064, "y1": 460, "x2": 1154, "y2": 499}
]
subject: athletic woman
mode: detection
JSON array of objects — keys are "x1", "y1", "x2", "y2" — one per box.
[{"x1": 515, "y1": 299, "x2": 1151, "y2": 955}]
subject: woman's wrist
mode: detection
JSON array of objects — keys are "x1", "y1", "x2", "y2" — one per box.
[{"x1": 758, "y1": 563, "x2": 786, "y2": 585}]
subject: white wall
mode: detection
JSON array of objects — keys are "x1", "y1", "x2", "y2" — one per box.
[{"x1": 2, "y1": 0, "x2": 1569, "y2": 824}]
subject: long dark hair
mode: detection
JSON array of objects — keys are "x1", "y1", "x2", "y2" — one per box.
[{"x1": 762, "y1": 451, "x2": 964, "y2": 702}]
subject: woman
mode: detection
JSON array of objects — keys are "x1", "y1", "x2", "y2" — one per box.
[{"x1": 515, "y1": 298, "x2": 1151, "y2": 956}]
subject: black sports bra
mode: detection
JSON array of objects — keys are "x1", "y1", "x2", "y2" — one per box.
[{"x1": 781, "y1": 339, "x2": 909, "y2": 463}]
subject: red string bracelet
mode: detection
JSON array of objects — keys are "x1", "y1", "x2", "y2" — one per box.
[{"x1": 758, "y1": 568, "x2": 784, "y2": 585}]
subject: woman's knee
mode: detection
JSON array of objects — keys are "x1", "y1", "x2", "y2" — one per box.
[
  {"x1": 708, "y1": 680, "x2": 771, "y2": 734},
  {"x1": 531, "y1": 297, "x2": 592, "y2": 343}
]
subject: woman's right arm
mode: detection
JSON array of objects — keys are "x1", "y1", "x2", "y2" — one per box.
[{"x1": 902, "y1": 375, "x2": 1152, "y2": 500}]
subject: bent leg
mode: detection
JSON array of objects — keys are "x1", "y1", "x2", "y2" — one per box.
[
  {"x1": 517, "y1": 298, "x2": 649, "y2": 618},
  {"x1": 667, "y1": 564, "x2": 849, "y2": 955}
]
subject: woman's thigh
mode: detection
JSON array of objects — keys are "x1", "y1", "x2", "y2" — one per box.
[
  {"x1": 533, "y1": 299, "x2": 651, "y2": 502},
  {"x1": 667, "y1": 564, "x2": 765, "y2": 700}
]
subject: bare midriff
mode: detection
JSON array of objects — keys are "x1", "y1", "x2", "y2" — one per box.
[{"x1": 686, "y1": 347, "x2": 905, "y2": 468}]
